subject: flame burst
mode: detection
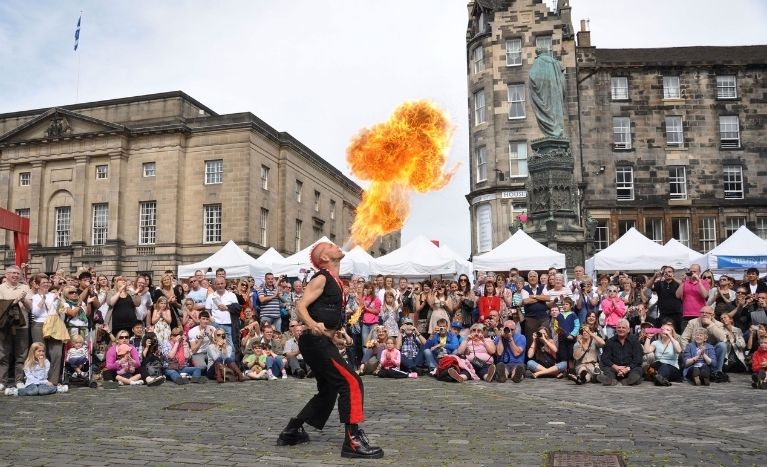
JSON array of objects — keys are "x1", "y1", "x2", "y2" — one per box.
[{"x1": 347, "y1": 100, "x2": 456, "y2": 249}]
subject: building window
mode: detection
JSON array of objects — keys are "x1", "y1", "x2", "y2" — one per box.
[
  {"x1": 505, "y1": 39, "x2": 522, "y2": 66},
  {"x1": 260, "y1": 165, "x2": 269, "y2": 190},
  {"x1": 204, "y1": 159, "x2": 223, "y2": 185},
  {"x1": 476, "y1": 203, "x2": 492, "y2": 253},
  {"x1": 616, "y1": 166, "x2": 634, "y2": 201},
  {"x1": 203, "y1": 204, "x2": 222, "y2": 244},
  {"x1": 142, "y1": 162, "x2": 156, "y2": 177},
  {"x1": 663, "y1": 76, "x2": 681, "y2": 99},
  {"x1": 755, "y1": 217, "x2": 767, "y2": 241},
  {"x1": 613, "y1": 117, "x2": 631, "y2": 149},
  {"x1": 138, "y1": 201, "x2": 157, "y2": 245},
  {"x1": 669, "y1": 166, "x2": 687, "y2": 200},
  {"x1": 330, "y1": 200, "x2": 336, "y2": 220},
  {"x1": 699, "y1": 217, "x2": 717, "y2": 251},
  {"x1": 611, "y1": 77, "x2": 628, "y2": 100},
  {"x1": 295, "y1": 180, "x2": 303, "y2": 202},
  {"x1": 716, "y1": 75, "x2": 737, "y2": 99},
  {"x1": 314, "y1": 191, "x2": 320, "y2": 212},
  {"x1": 723, "y1": 165, "x2": 744, "y2": 199},
  {"x1": 19, "y1": 172, "x2": 30, "y2": 186},
  {"x1": 719, "y1": 116, "x2": 740, "y2": 148},
  {"x1": 665, "y1": 116, "x2": 683, "y2": 147},
  {"x1": 645, "y1": 218, "x2": 663, "y2": 244},
  {"x1": 259, "y1": 208, "x2": 268, "y2": 246},
  {"x1": 95, "y1": 165, "x2": 108, "y2": 180},
  {"x1": 672, "y1": 218, "x2": 691, "y2": 247},
  {"x1": 15, "y1": 208, "x2": 30, "y2": 218},
  {"x1": 473, "y1": 90, "x2": 486, "y2": 125},
  {"x1": 92, "y1": 203, "x2": 108, "y2": 246},
  {"x1": 507, "y1": 84, "x2": 525, "y2": 119},
  {"x1": 618, "y1": 220, "x2": 636, "y2": 236},
  {"x1": 312, "y1": 226, "x2": 322, "y2": 242},
  {"x1": 594, "y1": 219, "x2": 609, "y2": 251},
  {"x1": 54, "y1": 207, "x2": 71, "y2": 247},
  {"x1": 476, "y1": 146, "x2": 487, "y2": 182},
  {"x1": 472, "y1": 46, "x2": 484, "y2": 74},
  {"x1": 509, "y1": 142, "x2": 528, "y2": 178},
  {"x1": 724, "y1": 217, "x2": 746, "y2": 238},
  {"x1": 295, "y1": 220, "x2": 302, "y2": 251},
  {"x1": 535, "y1": 35, "x2": 552, "y2": 53}
]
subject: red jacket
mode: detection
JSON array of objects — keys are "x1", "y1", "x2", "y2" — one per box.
[
  {"x1": 478, "y1": 296, "x2": 501, "y2": 322},
  {"x1": 751, "y1": 347, "x2": 767, "y2": 373}
]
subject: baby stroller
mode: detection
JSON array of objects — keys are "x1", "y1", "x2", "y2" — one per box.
[{"x1": 62, "y1": 324, "x2": 98, "y2": 389}]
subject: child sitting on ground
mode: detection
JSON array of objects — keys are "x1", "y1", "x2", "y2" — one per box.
[
  {"x1": 375, "y1": 337, "x2": 415, "y2": 378},
  {"x1": 750, "y1": 336, "x2": 767, "y2": 389},
  {"x1": 66, "y1": 334, "x2": 89, "y2": 379},
  {"x1": 5, "y1": 342, "x2": 65, "y2": 396},
  {"x1": 243, "y1": 343, "x2": 268, "y2": 380}
]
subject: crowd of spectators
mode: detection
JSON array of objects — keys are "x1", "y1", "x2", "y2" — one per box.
[{"x1": 1, "y1": 262, "x2": 766, "y2": 396}]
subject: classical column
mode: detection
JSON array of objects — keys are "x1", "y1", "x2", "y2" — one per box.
[
  {"x1": 71, "y1": 155, "x2": 89, "y2": 244},
  {"x1": 30, "y1": 160, "x2": 46, "y2": 246}
]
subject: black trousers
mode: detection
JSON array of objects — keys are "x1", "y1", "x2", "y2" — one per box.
[{"x1": 296, "y1": 332, "x2": 365, "y2": 429}]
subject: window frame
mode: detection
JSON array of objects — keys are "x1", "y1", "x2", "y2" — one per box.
[
  {"x1": 615, "y1": 166, "x2": 634, "y2": 201},
  {"x1": 668, "y1": 166, "x2": 687, "y2": 200},
  {"x1": 476, "y1": 203, "x2": 492, "y2": 253},
  {"x1": 260, "y1": 165, "x2": 269, "y2": 190},
  {"x1": 663, "y1": 76, "x2": 681, "y2": 99},
  {"x1": 724, "y1": 217, "x2": 746, "y2": 238},
  {"x1": 508, "y1": 141, "x2": 528, "y2": 178},
  {"x1": 92, "y1": 203, "x2": 108, "y2": 246},
  {"x1": 142, "y1": 162, "x2": 156, "y2": 177},
  {"x1": 314, "y1": 191, "x2": 320, "y2": 212},
  {"x1": 505, "y1": 39, "x2": 522, "y2": 66},
  {"x1": 672, "y1": 217, "x2": 691, "y2": 247},
  {"x1": 295, "y1": 180, "x2": 303, "y2": 202},
  {"x1": 507, "y1": 84, "x2": 526, "y2": 119},
  {"x1": 138, "y1": 201, "x2": 157, "y2": 245},
  {"x1": 665, "y1": 116, "x2": 684, "y2": 147},
  {"x1": 612, "y1": 117, "x2": 631, "y2": 150},
  {"x1": 755, "y1": 217, "x2": 767, "y2": 241},
  {"x1": 330, "y1": 200, "x2": 336, "y2": 220},
  {"x1": 716, "y1": 75, "x2": 737, "y2": 99},
  {"x1": 475, "y1": 146, "x2": 487, "y2": 183},
  {"x1": 699, "y1": 217, "x2": 717, "y2": 251},
  {"x1": 472, "y1": 46, "x2": 484, "y2": 74},
  {"x1": 594, "y1": 220, "x2": 609, "y2": 251},
  {"x1": 719, "y1": 115, "x2": 740, "y2": 148},
  {"x1": 204, "y1": 159, "x2": 223, "y2": 185},
  {"x1": 644, "y1": 218, "x2": 663, "y2": 244},
  {"x1": 294, "y1": 219, "x2": 302, "y2": 252},
  {"x1": 54, "y1": 206, "x2": 71, "y2": 247},
  {"x1": 723, "y1": 165, "x2": 744, "y2": 199},
  {"x1": 203, "y1": 204, "x2": 222, "y2": 244},
  {"x1": 19, "y1": 172, "x2": 31, "y2": 186},
  {"x1": 611, "y1": 77, "x2": 629, "y2": 100},
  {"x1": 474, "y1": 90, "x2": 486, "y2": 126},
  {"x1": 535, "y1": 35, "x2": 552, "y2": 53},
  {"x1": 259, "y1": 208, "x2": 269, "y2": 246},
  {"x1": 95, "y1": 164, "x2": 109, "y2": 180}
]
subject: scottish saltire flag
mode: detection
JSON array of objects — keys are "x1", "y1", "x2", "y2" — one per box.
[{"x1": 74, "y1": 15, "x2": 81, "y2": 51}]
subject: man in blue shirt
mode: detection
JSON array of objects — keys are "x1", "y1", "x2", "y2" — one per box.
[{"x1": 495, "y1": 319, "x2": 527, "y2": 383}]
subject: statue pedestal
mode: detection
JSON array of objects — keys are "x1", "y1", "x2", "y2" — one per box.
[{"x1": 524, "y1": 137, "x2": 586, "y2": 268}]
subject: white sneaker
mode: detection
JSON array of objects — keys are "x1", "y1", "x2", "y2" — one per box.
[
  {"x1": 4, "y1": 388, "x2": 17, "y2": 396},
  {"x1": 130, "y1": 380, "x2": 144, "y2": 386},
  {"x1": 16, "y1": 382, "x2": 24, "y2": 389},
  {"x1": 268, "y1": 374, "x2": 278, "y2": 381},
  {"x1": 57, "y1": 384, "x2": 69, "y2": 393},
  {"x1": 0, "y1": 383, "x2": 5, "y2": 392},
  {"x1": 281, "y1": 373, "x2": 288, "y2": 379}
]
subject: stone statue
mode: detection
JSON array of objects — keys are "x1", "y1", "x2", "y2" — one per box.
[{"x1": 528, "y1": 48, "x2": 566, "y2": 138}]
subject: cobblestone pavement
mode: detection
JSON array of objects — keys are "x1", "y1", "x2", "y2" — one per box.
[{"x1": 0, "y1": 374, "x2": 763, "y2": 466}]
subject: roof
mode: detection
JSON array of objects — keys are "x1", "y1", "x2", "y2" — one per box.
[{"x1": 591, "y1": 45, "x2": 767, "y2": 67}]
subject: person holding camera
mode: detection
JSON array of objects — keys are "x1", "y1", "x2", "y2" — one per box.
[
  {"x1": 643, "y1": 323, "x2": 682, "y2": 386},
  {"x1": 258, "y1": 273, "x2": 283, "y2": 333},
  {"x1": 419, "y1": 318, "x2": 459, "y2": 374},
  {"x1": 597, "y1": 319, "x2": 643, "y2": 386},
  {"x1": 495, "y1": 319, "x2": 526, "y2": 383},
  {"x1": 457, "y1": 323, "x2": 497, "y2": 382},
  {"x1": 526, "y1": 325, "x2": 565, "y2": 378},
  {"x1": 647, "y1": 266, "x2": 683, "y2": 334},
  {"x1": 571, "y1": 322, "x2": 603, "y2": 384},
  {"x1": 679, "y1": 306, "x2": 728, "y2": 382},
  {"x1": 396, "y1": 318, "x2": 426, "y2": 373},
  {"x1": 676, "y1": 264, "x2": 710, "y2": 331}
]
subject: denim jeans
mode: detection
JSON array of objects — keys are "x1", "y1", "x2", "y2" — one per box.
[
  {"x1": 361, "y1": 324, "x2": 375, "y2": 349},
  {"x1": 260, "y1": 316, "x2": 282, "y2": 334},
  {"x1": 400, "y1": 355, "x2": 418, "y2": 372},
  {"x1": 416, "y1": 348, "x2": 438, "y2": 370},
  {"x1": 165, "y1": 366, "x2": 202, "y2": 382},
  {"x1": 19, "y1": 383, "x2": 57, "y2": 396},
  {"x1": 713, "y1": 341, "x2": 727, "y2": 372},
  {"x1": 267, "y1": 355, "x2": 285, "y2": 374}
]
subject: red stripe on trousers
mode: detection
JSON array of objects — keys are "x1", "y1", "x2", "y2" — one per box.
[{"x1": 331, "y1": 359, "x2": 364, "y2": 424}]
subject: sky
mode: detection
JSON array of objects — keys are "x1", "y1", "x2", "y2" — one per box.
[{"x1": 0, "y1": 0, "x2": 765, "y2": 258}]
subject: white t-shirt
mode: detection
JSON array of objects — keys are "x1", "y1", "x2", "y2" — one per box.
[
  {"x1": 31, "y1": 293, "x2": 58, "y2": 323},
  {"x1": 205, "y1": 290, "x2": 238, "y2": 325},
  {"x1": 135, "y1": 291, "x2": 153, "y2": 322},
  {"x1": 188, "y1": 325, "x2": 213, "y2": 354}
]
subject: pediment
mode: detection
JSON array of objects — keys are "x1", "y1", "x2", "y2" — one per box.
[{"x1": 0, "y1": 108, "x2": 126, "y2": 145}]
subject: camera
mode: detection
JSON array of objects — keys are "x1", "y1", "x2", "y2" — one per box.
[
  {"x1": 533, "y1": 332, "x2": 539, "y2": 339},
  {"x1": 685, "y1": 271, "x2": 692, "y2": 277},
  {"x1": 579, "y1": 283, "x2": 586, "y2": 290},
  {"x1": 503, "y1": 327, "x2": 511, "y2": 334}
]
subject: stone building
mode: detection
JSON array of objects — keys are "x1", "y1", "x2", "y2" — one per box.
[
  {"x1": 0, "y1": 91, "x2": 399, "y2": 278},
  {"x1": 466, "y1": 0, "x2": 767, "y2": 260}
]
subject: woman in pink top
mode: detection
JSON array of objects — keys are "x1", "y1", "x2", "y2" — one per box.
[
  {"x1": 360, "y1": 282, "x2": 382, "y2": 350},
  {"x1": 600, "y1": 286, "x2": 626, "y2": 339},
  {"x1": 457, "y1": 323, "x2": 497, "y2": 382},
  {"x1": 375, "y1": 338, "x2": 415, "y2": 378},
  {"x1": 676, "y1": 264, "x2": 710, "y2": 329}
]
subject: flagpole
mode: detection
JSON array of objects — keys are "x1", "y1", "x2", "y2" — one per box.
[{"x1": 75, "y1": 11, "x2": 82, "y2": 103}]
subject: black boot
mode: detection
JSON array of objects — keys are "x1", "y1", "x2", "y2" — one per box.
[
  {"x1": 341, "y1": 425, "x2": 384, "y2": 459},
  {"x1": 277, "y1": 418, "x2": 310, "y2": 446}
]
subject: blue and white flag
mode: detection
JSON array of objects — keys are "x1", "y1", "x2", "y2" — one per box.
[{"x1": 74, "y1": 15, "x2": 81, "y2": 51}]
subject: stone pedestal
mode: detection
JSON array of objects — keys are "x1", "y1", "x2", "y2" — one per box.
[{"x1": 525, "y1": 137, "x2": 586, "y2": 268}]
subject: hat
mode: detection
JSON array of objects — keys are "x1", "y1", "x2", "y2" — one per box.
[
  {"x1": 117, "y1": 344, "x2": 131, "y2": 356},
  {"x1": 402, "y1": 318, "x2": 413, "y2": 325},
  {"x1": 451, "y1": 321, "x2": 463, "y2": 329}
]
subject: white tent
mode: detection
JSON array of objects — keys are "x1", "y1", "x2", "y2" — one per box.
[
  {"x1": 177, "y1": 240, "x2": 271, "y2": 278},
  {"x1": 472, "y1": 229, "x2": 566, "y2": 271},
  {"x1": 342, "y1": 246, "x2": 375, "y2": 278},
  {"x1": 370, "y1": 235, "x2": 461, "y2": 276},
  {"x1": 439, "y1": 243, "x2": 474, "y2": 278},
  {"x1": 585, "y1": 227, "x2": 688, "y2": 274},
  {"x1": 693, "y1": 225, "x2": 767, "y2": 272},
  {"x1": 272, "y1": 236, "x2": 332, "y2": 277},
  {"x1": 663, "y1": 239, "x2": 700, "y2": 267},
  {"x1": 254, "y1": 247, "x2": 284, "y2": 270}
]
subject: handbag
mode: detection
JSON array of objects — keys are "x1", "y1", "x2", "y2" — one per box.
[{"x1": 43, "y1": 311, "x2": 71, "y2": 342}]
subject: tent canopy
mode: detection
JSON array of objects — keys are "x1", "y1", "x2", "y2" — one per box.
[
  {"x1": 272, "y1": 236, "x2": 332, "y2": 277},
  {"x1": 663, "y1": 239, "x2": 700, "y2": 268},
  {"x1": 370, "y1": 235, "x2": 461, "y2": 276},
  {"x1": 439, "y1": 243, "x2": 474, "y2": 278},
  {"x1": 177, "y1": 240, "x2": 270, "y2": 278},
  {"x1": 342, "y1": 246, "x2": 375, "y2": 278},
  {"x1": 586, "y1": 227, "x2": 688, "y2": 274},
  {"x1": 472, "y1": 229, "x2": 566, "y2": 271},
  {"x1": 254, "y1": 247, "x2": 284, "y2": 270},
  {"x1": 693, "y1": 226, "x2": 767, "y2": 271}
]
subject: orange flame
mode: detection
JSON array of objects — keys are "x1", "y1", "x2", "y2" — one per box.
[{"x1": 346, "y1": 100, "x2": 456, "y2": 249}]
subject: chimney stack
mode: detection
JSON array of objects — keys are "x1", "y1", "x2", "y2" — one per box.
[{"x1": 577, "y1": 19, "x2": 591, "y2": 47}]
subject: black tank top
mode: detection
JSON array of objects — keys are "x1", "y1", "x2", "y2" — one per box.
[{"x1": 308, "y1": 269, "x2": 344, "y2": 330}]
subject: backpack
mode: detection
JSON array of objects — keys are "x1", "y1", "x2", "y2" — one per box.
[{"x1": 0, "y1": 301, "x2": 26, "y2": 330}]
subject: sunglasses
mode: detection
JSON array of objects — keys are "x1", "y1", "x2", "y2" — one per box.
[
  {"x1": 471, "y1": 329, "x2": 483, "y2": 334},
  {"x1": 117, "y1": 335, "x2": 129, "y2": 339},
  {"x1": 215, "y1": 333, "x2": 225, "y2": 337},
  {"x1": 67, "y1": 291, "x2": 78, "y2": 295},
  {"x1": 736, "y1": 291, "x2": 747, "y2": 295}
]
